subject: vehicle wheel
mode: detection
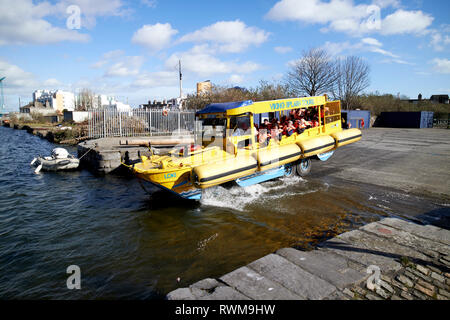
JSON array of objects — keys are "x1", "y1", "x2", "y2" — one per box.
[
  {"x1": 284, "y1": 164, "x2": 295, "y2": 177},
  {"x1": 296, "y1": 158, "x2": 311, "y2": 177}
]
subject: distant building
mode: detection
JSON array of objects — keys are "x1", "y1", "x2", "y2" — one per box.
[
  {"x1": 84, "y1": 94, "x2": 131, "y2": 112},
  {"x1": 32, "y1": 89, "x2": 75, "y2": 113},
  {"x1": 197, "y1": 80, "x2": 212, "y2": 95},
  {"x1": 403, "y1": 93, "x2": 449, "y2": 104},
  {"x1": 430, "y1": 95, "x2": 449, "y2": 104}
]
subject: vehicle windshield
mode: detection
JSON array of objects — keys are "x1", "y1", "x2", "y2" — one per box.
[
  {"x1": 229, "y1": 115, "x2": 251, "y2": 136},
  {"x1": 199, "y1": 117, "x2": 227, "y2": 145}
]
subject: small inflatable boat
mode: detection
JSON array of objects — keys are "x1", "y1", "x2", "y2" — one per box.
[{"x1": 31, "y1": 148, "x2": 80, "y2": 173}]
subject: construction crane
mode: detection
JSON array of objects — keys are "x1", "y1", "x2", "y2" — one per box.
[{"x1": 0, "y1": 77, "x2": 5, "y2": 114}]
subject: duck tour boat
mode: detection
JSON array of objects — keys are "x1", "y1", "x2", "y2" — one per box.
[{"x1": 131, "y1": 95, "x2": 361, "y2": 200}]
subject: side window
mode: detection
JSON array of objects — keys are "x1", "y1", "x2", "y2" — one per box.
[
  {"x1": 229, "y1": 115, "x2": 251, "y2": 135},
  {"x1": 229, "y1": 115, "x2": 252, "y2": 149}
]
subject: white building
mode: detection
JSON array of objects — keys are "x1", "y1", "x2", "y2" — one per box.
[
  {"x1": 32, "y1": 89, "x2": 75, "y2": 112},
  {"x1": 92, "y1": 94, "x2": 131, "y2": 112}
]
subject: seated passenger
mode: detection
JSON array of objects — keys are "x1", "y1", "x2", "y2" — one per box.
[
  {"x1": 270, "y1": 118, "x2": 277, "y2": 130},
  {"x1": 260, "y1": 119, "x2": 269, "y2": 129},
  {"x1": 232, "y1": 122, "x2": 249, "y2": 136},
  {"x1": 286, "y1": 120, "x2": 296, "y2": 137},
  {"x1": 300, "y1": 118, "x2": 311, "y2": 129},
  {"x1": 270, "y1": 125, "x2": 282, "y2": 142},
  {"x1": 258, "y1": 129, "x2": 268, "y2": 147}
]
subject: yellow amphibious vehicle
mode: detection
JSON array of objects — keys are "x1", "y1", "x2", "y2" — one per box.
[{"x1": 132, "y1": 95, "x2": 361, "y2": 200}]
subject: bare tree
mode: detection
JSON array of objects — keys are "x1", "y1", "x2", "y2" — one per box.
[
  {"x1": 333, "y1": 56, "x2": 370, "y2": 109},
  {"x1": 77, "y1": 88, "x2": 95, "y2": 111},
  {"x1": 285, "y1": 48, "x2": 339, "y2": 97}
]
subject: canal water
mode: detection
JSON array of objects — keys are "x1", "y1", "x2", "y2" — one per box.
[{"x1": 0, "y1": 126, "x2": 447, "y2": 299}]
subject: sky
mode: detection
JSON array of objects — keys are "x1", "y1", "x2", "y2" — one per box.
[{"x1": 0, "y1": 0, "x2": 449, "y2": 111}]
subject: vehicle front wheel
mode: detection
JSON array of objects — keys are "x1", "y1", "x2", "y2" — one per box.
[
  {"x1": 284, "y1": 164, "x2": 295, "y2": 177},
  {"x1": 296, "y1": 158, "x2": 311, "y2": 177}
]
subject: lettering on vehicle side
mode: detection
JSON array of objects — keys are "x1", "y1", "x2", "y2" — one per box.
[
  {"x1": 164, "y1": 172, "x2": 176, "y2": 179},
  {"x1": 269, "y1": 99, "x2": 315, "y2": 111}
]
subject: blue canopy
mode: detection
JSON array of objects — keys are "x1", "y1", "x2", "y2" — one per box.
[{"x1": 196, "y1": 100, "x2": 253, "y2": 114}]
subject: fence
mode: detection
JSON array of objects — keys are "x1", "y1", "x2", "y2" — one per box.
[{"x1": 87, "y1": 109, "x2": 196, "y2": 138}]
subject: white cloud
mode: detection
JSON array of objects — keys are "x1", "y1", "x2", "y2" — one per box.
[
  {"x1": 132, "y1": 71, "x2": 178, "y2": 88},
  {"x1": 228, "y1": 74, "x2": 244, "y2": 85},
  {"x1": 429, "y1": 30, "x2": 450, "y2": 52},
  {"x1": 266, "y1": 0, "x2": 433, "y2": 36},
  {"x1": 32, "y1": 0, "x2": 130, "y2": 29},
  {"x1": 370, "y1": 47, "x2": 399, "y2": 58},
  {"x1": 178, "y1": 20, "x2": 270, "y2": 53},
  {"x1": 380, "y1": 10, "x2": 433, "y2": 35},
  {"x1": 0, "y1": 58, "x2": 68, "y2": 108},
  {"x1": 43, "y1": 78, "x2": 63, "y2": 87},
  {"x1": 0, "y1": 58, "x2": 39, "y2": 93},
  {"x1": 274, "y1": 46, "x2": 293, "y2": 54},
  {"x1": 0, "y1": 0, "x2": 90, "y2": 45},
  {"x1": 141, "y1": 0, "x2": 157, "y2": 8},
  {"x1": 91, "y1": 50, "x2": 125, "y2": 69},
  {"x1": 322, "y1": 38, "x2": 407, "y2": 63},
  {"x1": 104, "y1": 56, "x2": 145, "y2": 77},
  {"x1": 361, "y1": 37, "x2": 382, "y2": 47},
  {"x1": 266, "y1": 0, "x2": 368, "y2": 25},
  {"x1": 165, "y1": 46, "x2": 261, "y2": 77},
  {"x1": 431, "y1": 58, "x2": 450, "y2": 74},
  {"x1": 132, "y1": 23, "x2": 178, "y2": 52},
  {"x1": 372, "y1": 0, "x2": 400, "y2": 8},
  {"x1": 380, "y1": 58, "x2": 414, "y2": 65}
]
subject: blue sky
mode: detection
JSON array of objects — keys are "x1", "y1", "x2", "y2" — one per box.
[{"x1": 0, "y1": 0, "x2": 449, "y2": 110}]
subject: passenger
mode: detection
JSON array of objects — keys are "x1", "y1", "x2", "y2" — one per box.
[
  {"x1": 232, "y1": 121, "x2": 249, "y2": 136},
  {"x1": 311, "y1": 115, "x2": 319, "y2": 127},
  {"x1": 258, "y1": 129, "x2": 268, "y2": 147},
  {"x1": 289, "y1": 110, "x2": 296, "y2": 120},
  {"x1": 286, "y1": 120, "x2": 296, "y2": 137},
  {"x1": 270, "y1": 125, "x2": 282, "y2": 142},
  {"x1": 289, "y1": 113, "x2": 295, "y2": 121},
  {"x1": 300, "y1": 117, "x2": 311, "y2": 129},
  {"x1": 260, "y1": 119, "x2": 270, "y2": 130}
]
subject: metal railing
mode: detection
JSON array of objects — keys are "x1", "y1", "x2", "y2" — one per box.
[{"x1": 87, "y1": 109, "x2": 196, "y2": 138}]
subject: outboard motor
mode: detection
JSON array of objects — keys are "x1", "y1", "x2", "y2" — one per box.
[{"x1": 51, "y1": 148, "x2": 69, "y2": 159}]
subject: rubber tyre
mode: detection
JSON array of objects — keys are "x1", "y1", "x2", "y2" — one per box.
[
  {"x1": 284, "y1": 164, "x2": 295, "y2": 177},
  {"x1": 296, "y1": 158, "x2": 312, "y2": 177}
]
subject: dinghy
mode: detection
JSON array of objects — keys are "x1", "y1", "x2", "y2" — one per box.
[{"x1": 31, "y1": 148, "x2": 80, "y2": 173}]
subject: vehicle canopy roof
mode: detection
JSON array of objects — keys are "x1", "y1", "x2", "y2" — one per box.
[{"x1": 196, "y1": 96, "x2": 328, "y2": 117}]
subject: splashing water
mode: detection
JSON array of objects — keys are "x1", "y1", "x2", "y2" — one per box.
[{"x1": 200, "y1": 175, "x2": 320, "y2": 212}]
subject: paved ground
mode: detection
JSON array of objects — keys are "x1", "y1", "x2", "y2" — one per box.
[
  {"x1": 167, "y1": 217, "x2": 450, "y2": 300},
  {"x1": 167, "y1": 128, "x2": 450, "y2": 300},
  {"x1": 318, "y1": 128, "x2": 450, "y2": 200}
]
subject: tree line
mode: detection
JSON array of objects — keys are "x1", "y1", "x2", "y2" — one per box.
[{"x1": 185, "y1": 47, "x2": 371, "y2": 111}]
